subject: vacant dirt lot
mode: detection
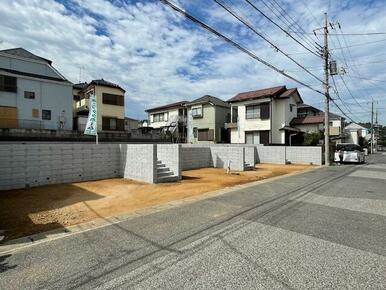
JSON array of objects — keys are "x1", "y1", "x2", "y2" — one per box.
[{"x1": 0, "y1": 164, "x2": 313, "y2": 240}]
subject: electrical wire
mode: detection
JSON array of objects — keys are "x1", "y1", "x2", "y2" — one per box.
[
  {"x1": 212, "y1": 0, "x2": 325, "y2": 84},
  {"x1": 160, "y1": 0, "x2": 324, "y2": 95},
  {"x1": 242, "y1": 0, "x2": 322, "y2": 58}
]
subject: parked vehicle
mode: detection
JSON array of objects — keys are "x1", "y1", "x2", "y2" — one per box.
[{"x1": 334, "y1": 143, "x2": 365, "y2": 164}]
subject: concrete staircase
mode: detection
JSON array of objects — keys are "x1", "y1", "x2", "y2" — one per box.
[{"x1": 156, "y1": 160, "x2": 179, "y2": 183}]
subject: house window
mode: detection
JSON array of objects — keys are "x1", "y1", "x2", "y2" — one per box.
[
  {"x1": 32, "y1": 109, "x2": 39, "y2": 118},
  {"x1": 0, "y1": 75, "x2": 17, "y2": 92},
  {"x1": 102, "y1": 117, "x2": 124, "y2": 130},
  {"x1": 246, "y1": 105, "x2": 260, "y2": 119},
  {"x1": 290, "y1": 104, "x2": 296, "y2": 112},
  {"x1": 153, "y1": 113, "x2": 165, "y2": 122},
  {"x1": 24, "y1": 91, "x2": 35, "y2": 99},
  {"x1": 260, "y1": 103, "x2": 270, "y2": 119},
  {"x1": 102, "y1": 93, "x2": 124, "y2": 106},
  {"x1": 191, "y1": 105, "x2": 202, "y2": 118},
  {"x1": 197, "y1": 129, "x2": 214, "y2": 141},
  {"x1": 42, "y1": 110, "x2": 51, "y2": 120}
]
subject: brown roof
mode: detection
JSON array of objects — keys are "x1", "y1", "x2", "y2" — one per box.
[
  {"x1": 145, "y1": 101, "x2": 188, "y2": 112},
  {"x1": 228, "y1": 86, "x2": 286, "y2": 102},
  {"x1": 279, "y1": 88, "x2": 297, "y2": 98},
  {"x1": 290, "y1": 115, "x2": 325, "y2": 125}
]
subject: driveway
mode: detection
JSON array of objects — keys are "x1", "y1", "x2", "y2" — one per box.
[{"x1": 1, "y1": 155, "x2": 385, "y2": 289}]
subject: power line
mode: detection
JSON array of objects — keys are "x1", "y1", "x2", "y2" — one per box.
[
  {"x1": 159, "y1": 0, "x2": 324, "y2": 95},
  {"x1": 330, "y1": 38, "x2": 386, "y2": 50},
  {"x1": 242, "y1": 0, "x2": 322, "y2": 58},
  {"x1": 267, "y1": 0, "x2": 320, "y2": 47},
  {"x1": 260, "y1": 0, "x2": 321, "y2": 51},
  {"x1": 212, "y1": 0, "x2": 325, "y2": 84},
  {"x1": 292, "y1": 31, "x2": 386, "y2": 36}
]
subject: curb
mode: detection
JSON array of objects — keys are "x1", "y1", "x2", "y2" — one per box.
[{"x1": 0, "y1": 166, "x2": 321, "y2": 255}]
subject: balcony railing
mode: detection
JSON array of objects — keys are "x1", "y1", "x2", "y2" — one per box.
[{"x1": 75, "y1": 98, "x2": 89, "y2": 111}]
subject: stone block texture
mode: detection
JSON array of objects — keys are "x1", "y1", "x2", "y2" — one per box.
[
  {"x1": 286, "y1": 146, "x2": 322, "y2": 165},
  {"x1": 120, "y1": 144, "x2": 156, "y2": 184},
  {"x1": 181, "y1": 145, "x2": 212, "y2": 170},
  {"x1": 256, "y1": 146, "x2": 286, "y2": 164},
  {"x1": 210, "y1": 146, "x2": 245, "y2": 171},
  {"x1": 244, "y1": 146, "x2": 256, "y2": 166},
  {"x1": 0, "y1": 144, "x2": 120, "y2": 190}
]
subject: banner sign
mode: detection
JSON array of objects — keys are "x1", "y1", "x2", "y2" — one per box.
[{"x1": 84, "y1": 94, "x2": 97, "y2": 136}]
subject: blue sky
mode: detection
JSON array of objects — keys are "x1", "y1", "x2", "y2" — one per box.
[{"x1": 0, "y1": 0, "x2": 385, "y2": 124}]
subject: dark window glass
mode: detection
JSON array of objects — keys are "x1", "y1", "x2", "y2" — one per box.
[
  {"x1": 259, "y1": 130, "x2": 270, "y2": 145},
  {"x1": 24, "y1": 91, "x2": 35, "y2": 99},
  {"x1": 198, "y1": 129, "x2": 209, "y2": 141},
  {"x1": 0, "y1": 75, "x2": 17, "y2": 92},
  {"x1": 260, "y1": 103, "x2": 270, "y2": 119},
  {"x1": 42, "y1": 110, "x2": 51, "y2": 120},
  {"x1": 102, "y1": 93, "x2": 124, "y2": 106}
]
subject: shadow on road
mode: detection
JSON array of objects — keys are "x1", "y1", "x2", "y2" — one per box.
[{"x1": 0, "y1": 254, "x2": 16, "y2": 273}]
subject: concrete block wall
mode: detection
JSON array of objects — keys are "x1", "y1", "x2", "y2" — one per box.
[
  {"x1": 157, "y1": 144, "x2": 181, "y2": 179},
  {"x1": 210, "y1": 146, "x2": 245, "y2": 171},
  {"x1": 181, "y1": 145, "x2": 212, "y2": 170},
  {"x1": 0, "y1": 144, "x2": 120, "y2": 191},
  {"x1": 256, "y1": 146, "x2": 286, "y2": 164},
  {"x1": 244, "y1": 146, "x2": 255, "y2": 166},
  {"x1": 120, "y1": 144, "x2": 156, "y2": 184},
  {"x1": 285, "y1": 146, "x2": 322, "y2": 165}
]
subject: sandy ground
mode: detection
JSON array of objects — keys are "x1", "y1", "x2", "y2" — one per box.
[{"x1": 0, "y1": 164, "x2": 313, "y2": 240}]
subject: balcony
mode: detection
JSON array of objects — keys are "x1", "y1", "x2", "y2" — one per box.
[
  {"x1": 74, "y1": 98, "x2": 89, "y2": 113},
  {"x1": 224, "y1": 122, "x2": 237, "y2": 129}
]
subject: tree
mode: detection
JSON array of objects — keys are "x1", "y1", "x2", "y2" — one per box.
[
  {"x1": 303, "y1": 132, "x2": 322, "y2": 146},
  {"x1": 358, "y1": 136, "x2": 368, "y2": 148}
]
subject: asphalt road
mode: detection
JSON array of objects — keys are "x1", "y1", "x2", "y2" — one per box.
[{"x1": 1, "y1": 154, "x2": 386, "y2": 289}]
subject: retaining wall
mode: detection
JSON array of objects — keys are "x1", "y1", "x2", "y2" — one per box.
[
  {"x1": 181, "y1": 145, "x2": 212, "y2": 170},
  {"x1": 210, "y1": 146, "x2": 245, "y2": 171},
  {"x1": 0, "y1": 144, "x2": 120, "y2": 191},
  {"x1": 285, "y1": 146, "x2": 322, "y2": 165},
  {"x1": 120, "y1": 144, "x2": 156, "y2": 184},
  {"x1": 255, "y1": 146, "x2": 322, "y2": 165},
  {"x1": 0, "y1": 143, "x2": 322, "y2": 191}
]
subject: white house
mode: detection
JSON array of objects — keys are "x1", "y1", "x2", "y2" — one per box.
[
  {"x1": 0, "y1": 48, "x2": 73, "y2": 130},
  {"x1": 344, "y1": 123, "x2": 369, "y2": 145},
  {"x1": 145, "y1": 101, "x2": 188, "y2": 142},
  {"x1": 226, "y1": 86, "x2": 302, "y2": 145}
]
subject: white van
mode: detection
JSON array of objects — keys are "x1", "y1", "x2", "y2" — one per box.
[{"x1": 334, "y1": 143, "x2": 365, "y2": 164}]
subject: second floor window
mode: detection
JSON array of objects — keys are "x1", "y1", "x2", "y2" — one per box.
[
  {"x1": 102, "y1": 93, "x2": 124, "y2": 106},
  {"x1": 24, "y1": 91, "x2": 35, "y2": 99},
  {"x1": 246, "y1": 103, "x2": 270, "y2": 120},
  {"x1": 191, "y1": 106, "x2": 202, "y2": 117},
  {"x1": 0, "y1": 75, "x2": 17, "y2": 92},
  {"x1": 246, "y1": 105, "x2": 260, "y2": 119},
  {"x1": 153, "y1": 113, "x2": 165, "y2": 122}
]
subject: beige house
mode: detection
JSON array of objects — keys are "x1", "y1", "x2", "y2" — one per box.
[
  {"x1": 186, "y1": 95, "x2": 230, "y2": 144},
  {"x1": 73, "y1": 79, "x2": 125, "y2": 132}
]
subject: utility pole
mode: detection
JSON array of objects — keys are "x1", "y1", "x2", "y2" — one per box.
[
  {"x1": 371, "y1": 100, "x2": 374, "y2": 154},
  {"x1": 323, "y1": 13, "x2": 330, "y2": 166}
]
